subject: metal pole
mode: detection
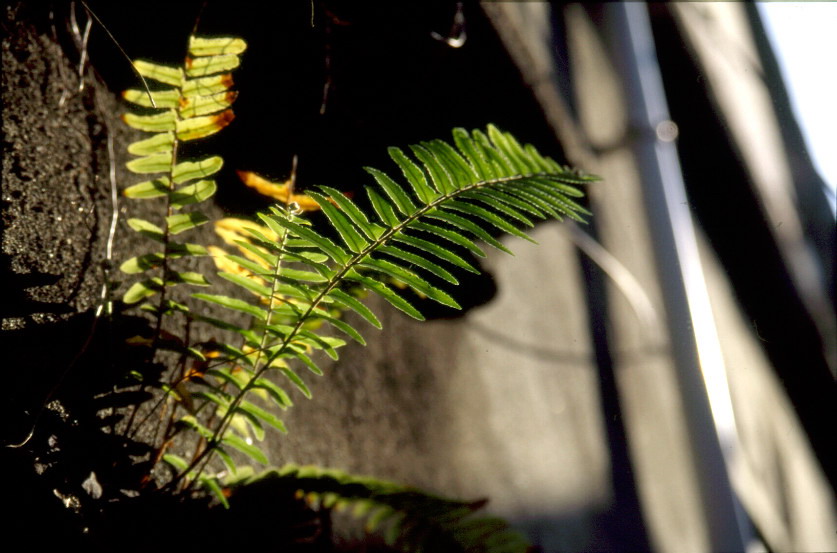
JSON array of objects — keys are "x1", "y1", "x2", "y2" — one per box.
[{"x1": 602, "y1": 3, "x2": 749, "y2": 551}]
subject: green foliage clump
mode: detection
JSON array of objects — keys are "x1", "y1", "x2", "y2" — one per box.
[
  {"x1": 227, "y1": 465, "x2": 533, "y2": 553},
  {"x1": 119, "y1": 31, "x2": 594, "y2": 553}
]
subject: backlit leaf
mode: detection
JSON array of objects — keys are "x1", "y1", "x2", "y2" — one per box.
[
  {"x1": 453, "y1": 127, "x2": 494, "y2": 180},
  {"x1": 173, "y1": 156, "x2": 223, "y2": 184},
  {"x1": 253, "y1": 378, "x2": 293, "y2": 409},
  {"x1": 307, "y1": 191, "x2": 369, "y2": 253},
  {"x1": 127, "y1": 132, "x2": 175, "y2": 156},
  {"x1": 410, "y1": 144, "x2": 456, "y2": 194},
  {"x1": 179, "y1": 90, "x2": 238, "y2": 118},
  {"x1": 162, "y1": 453, "x2": 189, "y2": 472},
  {"x1": 278, "y1": 267, "x2": 328, "y2": 283},
  {"x1": 410, "y1": 221, "x2": 485, "y2": 257},
  {"x1": 365, "y1": 167, "x2": 416, "y2": 216},
  {"x1": 193, "y1": 293, "x2": 267, "y2": 321},
  {"x1": 367, "y1": 188, "x2": 401, "y2": 227},
  {"x1": 126, "y1": 152, "x2": 173, "y2": 174},
  {"x1": 122, "y1": 278, "x2": 161, "y2": 304},
  {"x1": 127, "y1": 218, "x2": 164, "y2": 242},
  {"x1": 189, "y1": 36, "x2": 248, "y2": 57},
  {"x1": 388, "y1": 147, "x2": 438, "y2": 204},
  {"x1": 122, "y1": 88, "x2": 179, "y2": 109},
  {"x1": 238, "y1": 400, "x2": 287, "y2": 433},
  {"x1": 270, "y1": 218, "x2": 350, "y2": 265},
  {"x1": 378, "y1": 244, "x2": 458, "y2": 284},
  {"x1": 122, "y1": 110, "x2": 176, "y2": 133},
  {"x1": 313, "y1": 312, "x2": 366, "y2": 345},
  {"x1": 221, "y1": 432, "x2": 268, "y2": 464},
  {"x1": 318, "y1": 186, "x2": 384, "y2": 240},
  {"x1": 123, "y1": 178, "x2": 170, "y2": 199},
  {"x1": 393, "y1": 233, "x2": 479, "y2": 273},
  {"x1": 487, "y1": 124, "x2": 535, "y2": 174},
  {"x1": 344, "y1": 272, "x2": 424, "y2": 321},
  {"x1": 182, "y1": 73, "x2": 235, "y2": 97},
  {"x1": 359, "y1": 258, "x2": 459, "y2": 309},
  {"x1": 461, "y1": 189, "x2": 538, "y2": 224},
  {"x1": 120, "y1": 253, "x2": 164, "y2": 274},
  {"x1": 133, "y1": 59, "x2": 183, "y2": 87},
  {"x1": 166, "y1": 212, "x2": 209, "y2": 234},
  {"x1": 198, "y1": 474, "x2": 229, "y2": 509},
  {"x1": 423, "y1": 139, "x2": 477, "y2": 187},
  {"x1": 171, "y1": 179, "x2": 217, "y2": 209},
  {"x1": 168, "y1": 242, "x2": 210, "y2": 257},
  {"x1": 326, "y1": 289, "x2": 382, "y2": 329},
  {"x1": 186, "y1": 53, "x2": 241, "y2": 77},
  {"x1": 166, "y1": 271, "x2": 210, "y2": 286},
  {"x1": 176, "y1": 110, "x2": 235, "y2": 141},
  {"x1": 443, "y1": 201, "x2": 534, "y2": 243},
  {"x1": 426, "y1": 211, "x2": 513, "y2": 254},
  {"x1": 280, "y1": 366, "x2": 312, "y2": 399},
  {"x1": 219, "y1": 271, "x2": 273, "y2": 298}
]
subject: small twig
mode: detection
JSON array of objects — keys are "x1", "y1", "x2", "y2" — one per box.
[
  {"x1": 565, "y1": 222, "x2": 660, "y2": 337},
  {"x1": 95, "y1": 125, "x2": 119, "y2": 319},
  {"x1": 319, "y1": 16, "x2": 332, "y2": 115},
  {"x1": 53, "y1": 4, "x2": 71, "y2": 107},
  {"x1": 288, "y1": 154, "x2": 299, "y2": 201},
  {"x1": 318, "y1": 8, "x2": 351, "y2": 115},
  {"x1": 79, "y1": 0, "x2": 157, "y2": 108},
  {"x1": 76, "y1": 15, "x2": 92, "y2": 93},
  {"x1": 190, "y1": 1, "x2": 208, "y2": 38}
]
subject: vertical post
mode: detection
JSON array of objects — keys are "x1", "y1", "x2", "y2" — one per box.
[{"x1": 602, "y1": 3, "x2": 748, "y2": 551}]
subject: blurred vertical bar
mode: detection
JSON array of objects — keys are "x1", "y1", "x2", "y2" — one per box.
[{"x1": 602, "y1": 3, "x2": 749, "y2": 551}]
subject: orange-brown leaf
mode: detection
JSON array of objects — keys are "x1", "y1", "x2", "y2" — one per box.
[{"x1": 236, "y1": 171, "x2": 323, "y2": 211}]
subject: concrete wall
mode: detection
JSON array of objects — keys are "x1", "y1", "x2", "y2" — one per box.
[{"x1": 486, "y1": 3, "x2": 836, "y2": 552}]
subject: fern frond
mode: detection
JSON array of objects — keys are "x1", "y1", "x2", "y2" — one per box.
[
  {"x1": 118, "y1": 29, "x2": 590, "y2": 552},
  {"x1": 179, "y1": 125, "x2": 594, "y2": 487},
  {"x1": 253, "y1": 124, "x2": 593, "y2": 321},
  {"x1": 223, "y1": 465, "x2": 532, "y2": 553},
  {"x1": 120, "y1": 35, "x2": 246, "y2": 312},
  {"x1": 118, "y1": 35, "x2": 250, "y2": 500}
]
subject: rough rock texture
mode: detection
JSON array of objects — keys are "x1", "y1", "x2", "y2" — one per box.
[
  {"x1": 2, "y1": 1, "x2": 237, "y2": 443},
  {"x1": 2, "y1": 2, "x2": 117, "y2": 327}
]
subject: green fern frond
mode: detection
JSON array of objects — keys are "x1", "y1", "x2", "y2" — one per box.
[
  {"x1": 223, "y1": 465, "x2": 532, "y2": 553},
  {"x1": 118, "y1": 34, "x2": 250, "y2": 496},
  {"x1": 204, "y1": 123, "x2": 593, "y2": 336},
  {"x1": 120, "y1": 36, "x2": 246, "y2": 314},
  {"x1": 178, "y1": 125, "x2": 595, "y2": 486}
]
